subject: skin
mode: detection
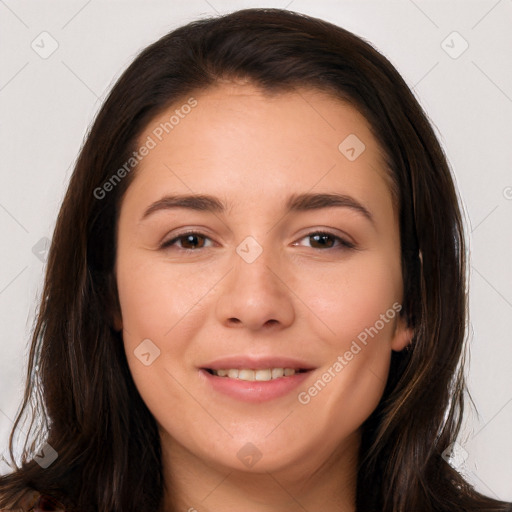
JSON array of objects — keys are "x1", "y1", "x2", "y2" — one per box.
[{"x1": 115, "y1": 83, "x2": 412, "y2": 512}]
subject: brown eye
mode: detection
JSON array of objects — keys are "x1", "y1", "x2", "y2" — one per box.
[
  {"x1": 177, "y1": 233, "x2": 205, "y2": 249},
  {"x1": 179, "y1": 234, "x2": 206, "y2": 249},
  {"x1": 161, "y1": 232, "x2": 212, "y2": 251},
  {"x1": 295, "y1": 231, "x2": 355, "y2": 250},
  {"x1": 309, "y1": 233, "x2": 337, "y2": 249}
]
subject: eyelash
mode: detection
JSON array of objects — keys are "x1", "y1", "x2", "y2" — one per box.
[{"x1": 160, "y1": 230, "x2": 356, "y2": 252}]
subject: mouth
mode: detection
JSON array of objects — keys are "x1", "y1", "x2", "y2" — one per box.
[
  {"x1": 199, "y1": 357, "x2": 316, "y2": 402},
  {"x1": 204, "y1": 367, "x2": 310, "y2": 381}
]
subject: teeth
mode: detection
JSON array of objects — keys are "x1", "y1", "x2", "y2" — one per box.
[
  {"x1": 211, "y1": 368, "x2": 298, "y2": 381},
  {"x1": 238, "y1": 369, "x2": 254, "y2": 380},
  {"x1": 255, "y1": 369, "x2": 271, "y2": 381},
  {"x1": 271, "y1": 368, "x2": 284, "y2": 379}
]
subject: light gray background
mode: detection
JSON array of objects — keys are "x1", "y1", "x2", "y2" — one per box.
[{"x1": 1, "y1": 0, "x2": 511, "y2": 501}]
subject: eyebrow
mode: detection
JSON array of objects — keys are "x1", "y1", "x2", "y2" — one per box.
[
  {"x1": 140, "y1": 192, "x2": 374, "y2": 224},
  {"x1": 287, "y1": 193, "x2": 373, "y2": 224},
  {"x1": 141, "y1": 194, "x2": 225, "y2": 221}
]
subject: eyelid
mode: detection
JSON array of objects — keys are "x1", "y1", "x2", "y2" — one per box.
[
  {"x1": 294, "y1": 227, "x2": 357, "y2": 248},
  {"x1": 160, "y1": 229, "x2": 215, "y2": 250},
  {"x1": 160, "y1": 228, "x2": 357, "y2": 251},
  {"x1": 293, "y1": 231, "x2": 356, "y2": 250}
]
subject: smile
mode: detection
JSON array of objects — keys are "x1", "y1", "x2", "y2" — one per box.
[{"x1": 207, "y1": 368, "x2": 306, "y2": 381}]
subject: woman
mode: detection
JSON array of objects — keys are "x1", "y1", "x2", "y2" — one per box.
[{"x1": 0, "y1": 7, "x2": 510, "y2": 512}]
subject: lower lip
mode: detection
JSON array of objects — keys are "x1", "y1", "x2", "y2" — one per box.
[{"x1": 199, "y1": 369, "x2": 312, "y2": 403}]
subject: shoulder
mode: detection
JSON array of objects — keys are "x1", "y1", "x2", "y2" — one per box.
[
  {"x1": 1, "y1": 490, "x2": 66, "y2": 512},
  {"x1": 0, "y1": 488, "x2": 37, "y2": 511},
  {"x1": 0, "y1": 488, "x2": 38, "y2": 511},
  {"x1": 31, "y1": 494, "x2": 67, "y2": 511}
]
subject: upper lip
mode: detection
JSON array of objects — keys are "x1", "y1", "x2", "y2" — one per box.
[{"x1": 200, "y1": 356, "x2": 316, "y2": 371}]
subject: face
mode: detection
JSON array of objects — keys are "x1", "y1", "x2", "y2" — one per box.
[{"x1": 115, "y1": 83, "x2": 412, "y2": 477}]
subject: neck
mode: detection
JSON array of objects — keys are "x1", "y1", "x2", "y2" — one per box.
[{"x1": 160, "y1": 431, "x2": 359, "y2": 512}]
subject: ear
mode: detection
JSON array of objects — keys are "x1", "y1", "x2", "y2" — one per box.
[
  {"x1": 112, "y1": 308, "x2": 123, "y2": 332},
  {"x1": 390, "y1": 312, "x2": 414, "y2": 352},
  {"x1": 106, "y1": 271, "x2": 123, "y2": 332}
]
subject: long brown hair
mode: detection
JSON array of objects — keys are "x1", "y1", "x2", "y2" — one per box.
[{"x1": 1, "y1": 8, "x2": 510, "y2": 512}]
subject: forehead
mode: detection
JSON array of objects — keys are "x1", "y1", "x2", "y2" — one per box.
[{"x1": 125, "y1": 83, "x2": 394, "y2": 219}]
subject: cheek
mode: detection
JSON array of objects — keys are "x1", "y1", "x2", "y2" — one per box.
[
  {"x1": 116, "y1": 255, "x2": 216, "y2": 340},
  {"x1": 116, "y1": 259, "x2": 197, "y2": 439},
  {"x1": 303, "y1": 250, "x2": 402, "y2": 345},
  {"x1": 115, "y1": 259, "x2": 195, "y2": 394},
  {"x1": 295, "y1": 290, "x2": 395, "y2": 446},
  {"x1": 294, "y1": 252, "x2": 400, "y2": 412},
  {"x1": 115, "y1": 257, "x2": 222, "y2": 417}
]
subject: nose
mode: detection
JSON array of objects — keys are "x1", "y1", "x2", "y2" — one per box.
[{"x1": 215, "y1": 248, "x2": 295, "y2": 332}]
